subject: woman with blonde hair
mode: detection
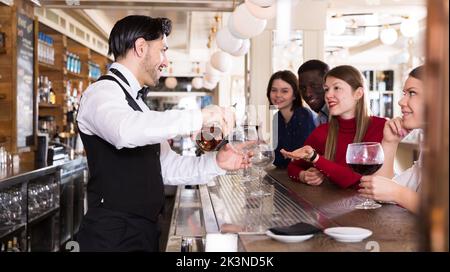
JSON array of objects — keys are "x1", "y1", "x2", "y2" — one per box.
[
  {"x1": 358, "y1": 66, "x2": 425, "y2": 213},
  {"x1": 281, "y1": 65, "x2": 386, "y2": 188}
]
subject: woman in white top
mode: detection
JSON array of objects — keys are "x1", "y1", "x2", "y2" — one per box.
[{"x1": 359, "y1": 66, "x2": 424, "y2": 213}]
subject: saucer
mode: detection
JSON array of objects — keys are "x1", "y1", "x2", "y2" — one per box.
[
  {"x1": 324, "y1": 227, "x2": 372, "y2": 243},
  {"x1": 265, "y1": 230, "x2": 314, "y2": 243}
]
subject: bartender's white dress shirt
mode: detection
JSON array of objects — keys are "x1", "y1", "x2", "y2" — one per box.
[{"x1": 77, "y1": 62, "x2": 226, "y2": 185}]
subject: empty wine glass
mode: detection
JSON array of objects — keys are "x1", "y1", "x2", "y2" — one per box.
[
  {"x1": 250, "y1": 143, "x2": 275, "y2": 197},
  {"x1": 346, "y1": 142, "x2": 384, "y2": 210},
  {"x1": 227, "y1": 125, "x2": 258, "y2": 183}
]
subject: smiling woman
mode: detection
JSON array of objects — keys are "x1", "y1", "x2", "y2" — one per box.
[
  {"x1": 358, "y1": 66, "x2": 425, "y2": 214},
  {"x1": 284, "y1": 65, "x2": 386, "y2": 188},
  {"x1": 265, "y1": 70, "x2": 315, "y2": 169}
]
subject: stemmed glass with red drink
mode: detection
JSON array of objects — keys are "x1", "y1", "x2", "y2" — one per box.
[{"x1": 346, "y1": 142, "x2": 384, "y2": 209}]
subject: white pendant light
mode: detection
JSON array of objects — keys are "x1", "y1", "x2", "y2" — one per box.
[
  {"x1": 249, "y1": 0, "x2": 276, "y2": 7},
  {"x1": 205, "y1": 62, "x2": 221, "y2": 77},
  {"x1": 164, "y1": 77, "x2": 177, "y2": 89},
  {"x1": 230, "y1": 39, "x2": 250, "y2": 56},
  {"x1": 328, "y1": 17, "x2": 346, "y2": 36},
  {"x1": 380, "y1": 27, "x2": 398, "y2": 45},
  {"x1": 204, "y1": 72, "x2": 220, "y2": 84},
  {"x1": 203, "y1": 80, "x2": 218, "y2": 90},
  {"x1": 216, "y1": 27, "x2": 244, "y2": 54},
  {"x1": 228, "y1": 4, "x2": 267, "y2": 39},
  {"x1": 191, "y1": 77, "x2": 203, "y2": 89},
  {"x1": 210, "y1": 51, "x2": 232, "y2": 73},
  {"x1": 245, "y1": 0, "x2": 277, "y2": 20},
  {"x1": 400, "y1": 18, "x2": 419, "y2": 37}
]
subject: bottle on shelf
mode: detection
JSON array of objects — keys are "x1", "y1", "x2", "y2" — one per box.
[
  {"x1": 12, "y1": 237, "x2": 21, "y2": 252},
  {"x1": 48, "y1": 36, "x2": 54, "y2": 65},
  {"x1": 76, "y1": 55, "x2": 81, "y2": 74},
  {"x1": 40, "y1": 76, "x2": 50, "y2": 104},
  {"x1": 48, "y1": 80, "x2": 56, "y2": 105},
  {"x1": 6, "y1": 240, "x2": 13, "y2": 252},
  {"x1": 38, "y1": 32, "x2": 43, "y2": 63},
  {"x1": 66, "y1": 52, "x2": 71, "y2": 72}
]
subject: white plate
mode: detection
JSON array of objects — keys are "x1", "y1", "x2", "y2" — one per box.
[
  {"x1": 324, "y1": 227, "x2": 372, "y2": 243},
  {"x1": 265, "y1": 230, "x2": 314, "y2": 243}
]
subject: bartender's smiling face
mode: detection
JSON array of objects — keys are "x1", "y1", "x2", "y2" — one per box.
[{"x1": 142, "y1": 35, "x2": 169, "y2": 87}]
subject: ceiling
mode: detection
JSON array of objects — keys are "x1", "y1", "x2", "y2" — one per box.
[{"x1": 37, "y1": 0, "x2": 427, "y2": 62}]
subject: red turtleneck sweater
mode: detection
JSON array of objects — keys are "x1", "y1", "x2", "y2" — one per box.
[{"x1": 287, "y1": 116, "x2": 386, "y2": 188}]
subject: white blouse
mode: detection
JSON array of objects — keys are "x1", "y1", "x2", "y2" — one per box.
[
  {"x1": 394, "y1": 130, "x2": 423, "y2": 192},
  {"x1": 393, "y1": 155, "x2": 422, "y2": 192}
]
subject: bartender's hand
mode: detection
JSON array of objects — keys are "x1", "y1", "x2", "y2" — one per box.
[
  {"x1": 201, "y1": 105, "x2": 235, "y2": 136},
  {"x1": 280, "y1": 145, "x2": 315, "y2": 161},
  {"x1": 216, "y1": 143, "x2": 253, "y2": 171}
]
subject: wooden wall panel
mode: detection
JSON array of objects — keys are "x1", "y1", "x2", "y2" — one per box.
[{"x1": 421, "y1": 0, "x2": 449, "y2": 252}]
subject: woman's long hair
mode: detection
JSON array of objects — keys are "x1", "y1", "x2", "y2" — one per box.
[{"x1": 323, "y1": 65, "x2": 371, "y2": 161}]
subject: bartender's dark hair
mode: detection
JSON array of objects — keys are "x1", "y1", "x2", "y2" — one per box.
[{"x1": 108, "y1": 15, "x2": 172, "y2": 60}]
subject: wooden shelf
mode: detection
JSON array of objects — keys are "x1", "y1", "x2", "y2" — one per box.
[
  {"x1": 38, "y1": 62, "x2": 61, "y2": 72},
  {"x1": 39, "y1": 103, "x2": 61, "y2": 108},
  {"x1": 64, "y1": 70, "x2": 87, "y2": 80}
]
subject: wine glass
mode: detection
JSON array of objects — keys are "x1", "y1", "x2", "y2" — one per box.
[
  {"x1": 227, "y1": 125, "x2": 258, "y2": 182},
  {"x1": 250, "y1": 143, "x2": 275, "y2": 197},
  {"x1": 346, "y1": 142, "x2": 384, "y2": 210}
]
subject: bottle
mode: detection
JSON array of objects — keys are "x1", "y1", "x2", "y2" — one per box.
[
  {"x1": 12, "y1": 237, "x2": 20, "y2": 252},
  {"x1": 43, "y1": 76, "x2": 49, "y2": 103},
  {"x1": 66, "y1": 52, "x2": 71, "y2": 71},
  {"x1": 49, "y1": 37, "x2": 54, "y2": 65},
  {"x1": 37, "y1": 76, "x2": 42, "y2": 103},
  {"x1": 48, "y1": 80, "x2": 56, "y2": 105},
  {"x1": 6, "y1": 240, "x2": 13, "y2": 252},
  {"x1": 38, "y1": 32, "x2": 43, "y2": 63}
]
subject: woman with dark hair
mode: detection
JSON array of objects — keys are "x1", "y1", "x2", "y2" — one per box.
[
  {"x1": 359, "y1": 66, "x2": 425, "y2": 213},
  {"x1": 266, "y1": 70, "x2": 315, "y2": 168},
  {"x1": 281, "y1": 65, "x2": 386, "y2": 188}
]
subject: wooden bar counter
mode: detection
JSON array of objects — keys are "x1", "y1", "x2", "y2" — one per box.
[{"x1": 237, "y1": 168, "x2": 420, "y2": 252}]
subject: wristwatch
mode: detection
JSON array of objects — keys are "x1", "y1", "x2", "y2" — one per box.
[{"x1": 308, "y1": 149, "x2": 318, "y2": 162}]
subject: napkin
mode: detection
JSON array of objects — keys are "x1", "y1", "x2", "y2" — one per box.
[{"x1": 268, "y1": 222, "x2": 322, "y2": 236}]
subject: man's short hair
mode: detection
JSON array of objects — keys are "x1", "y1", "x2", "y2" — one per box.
[
  {"x1": 108, "y1": 15, "x2": 172, "y2": 60},
  {"x1": 297, "y1": 59, "x2": 330, "y2": 78}
]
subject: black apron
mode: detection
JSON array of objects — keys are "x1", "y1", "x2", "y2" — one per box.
[{"x1": 76, "y1": 69, "x2": 164, "y2": 252}]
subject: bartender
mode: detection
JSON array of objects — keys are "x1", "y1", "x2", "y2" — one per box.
[{"x1": 76, "y1": 15, "x2": 248, "y2": 251}]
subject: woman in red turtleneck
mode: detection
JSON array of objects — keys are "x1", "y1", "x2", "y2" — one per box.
[{"x1": 281, "y1": 65, "x2": 386, "y2": 188}]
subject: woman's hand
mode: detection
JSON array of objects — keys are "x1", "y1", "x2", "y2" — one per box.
[
  {"x1": 359, "y1": 175, "x2": 402, "y2": 202},
  {"x1": 299, "y1": 167, "x2": 325, "y2": 186},
  {"x1": 383, "y1": 117, "x2": 411, "y2": 144},
  {"x1": 280, "y1": 145, "x2": 315, "y2": 160}
]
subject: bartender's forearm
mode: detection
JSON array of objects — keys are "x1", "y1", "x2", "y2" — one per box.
[
  {"x1": 160, "y1": 142, "x2": 226, "y2": 185},
  {"x1": 79, "y1": 104, "x2": 202, "y2": 149}
]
